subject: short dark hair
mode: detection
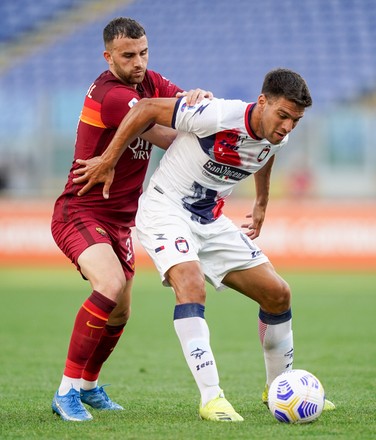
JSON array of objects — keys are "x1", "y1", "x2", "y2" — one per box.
[
  {"x1": 261, "y1": 68, "x2": 312, "y2": 108},
  {"x1": 103, "y1": 17, "x2": 146, "y2": 46}
]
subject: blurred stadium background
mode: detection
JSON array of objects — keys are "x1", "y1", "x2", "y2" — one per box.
[{"x1": 0, "y1": 0, "x2": 375, "y2": 270}]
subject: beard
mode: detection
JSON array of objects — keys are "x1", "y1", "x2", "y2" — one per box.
[{"x1": 114, "y1": 66, "x2": 146, "y2": 86}]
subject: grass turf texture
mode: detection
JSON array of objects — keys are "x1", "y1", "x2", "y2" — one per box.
[{"x1": 0, "y1": 267, "x2": 375, "y2": 439}]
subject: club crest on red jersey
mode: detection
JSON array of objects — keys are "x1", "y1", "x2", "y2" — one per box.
[{"x1": 95, "y1": 227, "x2": 108, "y2": 236}]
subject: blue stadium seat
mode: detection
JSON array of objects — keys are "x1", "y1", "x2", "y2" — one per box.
[
  {"x1": 0, "y1": 0, "x2": 88, "y2": 42},
  {"x1": 0, "y1": 0, "x2": 375, "y2": 120}
]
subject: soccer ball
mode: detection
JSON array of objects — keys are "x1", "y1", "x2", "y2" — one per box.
[{"x1": 268, "y1": 369, "x2": 325, "y2": 423}]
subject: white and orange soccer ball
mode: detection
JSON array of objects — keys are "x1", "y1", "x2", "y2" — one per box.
[{"x1": 268, "y1": 369, "x2": 325, "y2": 423}]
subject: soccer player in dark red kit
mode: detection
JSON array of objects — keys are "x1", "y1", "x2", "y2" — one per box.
[{"x1": 51, "y1": 17, "x2": 212, "y2": 422}]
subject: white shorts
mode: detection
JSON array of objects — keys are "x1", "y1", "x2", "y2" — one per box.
[{"x1": 136, "y1": 185, "x2": 269, "y2": 290}]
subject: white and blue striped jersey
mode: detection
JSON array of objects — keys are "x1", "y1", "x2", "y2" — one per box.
[{"x1": 147, "y1": 97, "x2": 289, "y2": 224}]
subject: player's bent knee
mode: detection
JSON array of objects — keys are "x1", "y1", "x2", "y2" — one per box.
[
  {"x1": 166, "y1": 261, "x2": 206, "y2": 302},
  {"x1": 171, "y1": 277, "x2": 206, "y2": 304},
  {"x1": 261, "y1": 279, "x2": 291, "y2": 314},
  {"x1": 95, "y1": 275, "x2": 127, "y2": 303}
]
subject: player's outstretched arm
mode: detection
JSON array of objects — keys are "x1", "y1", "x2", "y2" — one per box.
[
  {"x1": 241, "y1": 156, "x2": 275, "y2": 239},
  {"x1": 73, "y1": 89, "x2": 212, "y2": 198},
  {"x1": 73, "y1": 98, "x2": 177, "y2": 198}
]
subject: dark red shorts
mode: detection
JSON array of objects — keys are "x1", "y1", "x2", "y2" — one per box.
[{"x1": 51, "y1": 215, "x2": 135, "y2": 280}]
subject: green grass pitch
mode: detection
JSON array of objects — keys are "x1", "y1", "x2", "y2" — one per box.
[{"x1": 0, "y1": 267, "x2": 375, "y2": 439}]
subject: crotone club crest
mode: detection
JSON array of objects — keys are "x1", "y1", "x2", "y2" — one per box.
[
  {"x1": 175, "y1": 237, "x2": 189, "y2": 253},
  {"x1": 257, "y1": 145, "x2": 271, "y2": 162}
]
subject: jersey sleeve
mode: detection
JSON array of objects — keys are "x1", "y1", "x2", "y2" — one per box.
[{"x1": 172, "y1": 97, "x2": 248, "y2": 138}]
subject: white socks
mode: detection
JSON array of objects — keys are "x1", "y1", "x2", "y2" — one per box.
[
  {"x1": 58, "y1": 375, "x2": 81, "y2": 395},
  {"x1": 174, "y1": 304, "x2": 221, "y2": 407},
  {"x1": 258, "y1": 308, "x2": 293, "y2": 386},
  {"x1": 173, "y1": 304, "x2": 294, "y2": 406},
  {"x1": 81, "y1": 379, "x2": 98, "y2": 391},
  {"x1": 58, "y1": 376, "x2": 98, "y2": 395}
]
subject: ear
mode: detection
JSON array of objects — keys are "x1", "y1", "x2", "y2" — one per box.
[
  {"x1": 257, "y1": 94, "x2": 267, "y2": 107},
  {"x1": 103, "y1": 50, "x2": 112, "y2": 63}
]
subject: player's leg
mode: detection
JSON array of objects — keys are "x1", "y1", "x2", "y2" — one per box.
[
  {"x1": 136, "y1": 191, "x2": 243, "y2": 421},
  {"x1": 82, "y1": 279, "x2": 132, "y2": 385},
  {"x1": 166, "y1": 262, "x2": 243, "y2": 422},
  {"x1": 223, "y1": 262, "x2": 293, "y2": 389},
  {"x1": 198, "y1": 216, "x2": 335, "y2": 411},
  {"x1": 80, "y1": 278, "x2": 132, "y2": 410},
  {"x1": 79, "y1": 224, "x2": 135, "y2": 410},
  {"x1": 167, "y1": 260, "x2": 220, "y2": 405},
  {"x1": 57, "y1": 242, "x2": 125, "y2": 391},
  {"x1": 52, "y1": 243, "x2": 126, "y2": 420},
  {"x1": 197, "y1": 217, "x2": 292, "y2": 403},
  {"x1": 82, "y1": 223, "x2": 134, "y2": 380},
  {"x1": 52, "y1": 217, "x2": 135, "y2": 418},
  {"x1": 197, "y1": 216, "x2": 293, "y2": 390},
  {"x1": 223, "y1": 264, "x2": 335, "y2": 410},
  {"x1": 51, "y1": 216, "x2": 131, "y2": 420},
  {"x1": 137, "y1": 200, "x2": 222, "y2": 407}
]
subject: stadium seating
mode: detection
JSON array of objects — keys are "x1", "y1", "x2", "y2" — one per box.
[
  {"x1": 1, "y1": 0, "x2": 375, "y2": 109},
  {"x1": 0, "y1": 0, "x2": 88, "y2": 42},
  {"x1": 0, "y1": 0, "x2": 375, "y2": 137},
  {"x1": 0, "y1": 0, "x2": 375, "y2": 197},
  {"x1": 0, "y1": 0, "x2": 376, "y2": 149}
]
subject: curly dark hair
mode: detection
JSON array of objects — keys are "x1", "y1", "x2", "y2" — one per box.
[
  {"x1": 262, "y1": 68, "x2": 312, "y2": 108},
  {"x1": 103, "y1": 17, "x2": 146, "y2": 46}
]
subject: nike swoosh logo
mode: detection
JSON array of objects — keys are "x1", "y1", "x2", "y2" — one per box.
[{"x1": 86, "y1": 321, "x2": 105, "y2": 329}]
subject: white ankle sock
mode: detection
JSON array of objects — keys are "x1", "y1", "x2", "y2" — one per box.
[
  {"x1": 174, "y1": 314, "x2": 221, "y2": 407},
  {"x1": 58, "y1": 375, "x2": 81, "y2": 395},
  {"x1": 81, "y1": 379, "x2": 98, "y2": 391}
]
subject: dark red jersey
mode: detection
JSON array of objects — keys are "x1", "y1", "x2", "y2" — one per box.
[{"x1": 52, "y1": 70, "x2": 183, "y2": 227}]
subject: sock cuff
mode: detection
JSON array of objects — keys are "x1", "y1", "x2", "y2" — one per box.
[
  {"x1": 259, "y1": 308, "x2": 292, "y2": 325},
  {"x1": 105, "y1": 323, "x2": 126, "y2": 336},
  {"x1": 174, "y1": 303, "x2": 205, "y2": 320},
  {"x1": 87, "y1": 290, "x2": 117, "y2": 315}
]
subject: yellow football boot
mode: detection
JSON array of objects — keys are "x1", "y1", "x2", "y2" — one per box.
[{"x1": 199, "y1": 390, "x2": 244, "y2": 422}]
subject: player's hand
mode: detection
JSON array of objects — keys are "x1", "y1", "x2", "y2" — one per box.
[
  {"x1": 72, "y1": 157, "x2": 115, "y2": 199},
  {"x1": 241, "y1": 204, "x2": 266, "y2": 239},
  {"x1": 176, "y1": 88, "x2": 214, "y2": 106}
]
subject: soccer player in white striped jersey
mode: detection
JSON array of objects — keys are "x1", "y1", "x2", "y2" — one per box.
[{"x1": 74, "y1": 68, "x2": 335, "y2": 421}]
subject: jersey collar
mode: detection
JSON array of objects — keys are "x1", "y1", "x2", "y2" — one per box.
[{"x1": 245, "y1": 103, "x2": 262, "y2": 140}]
